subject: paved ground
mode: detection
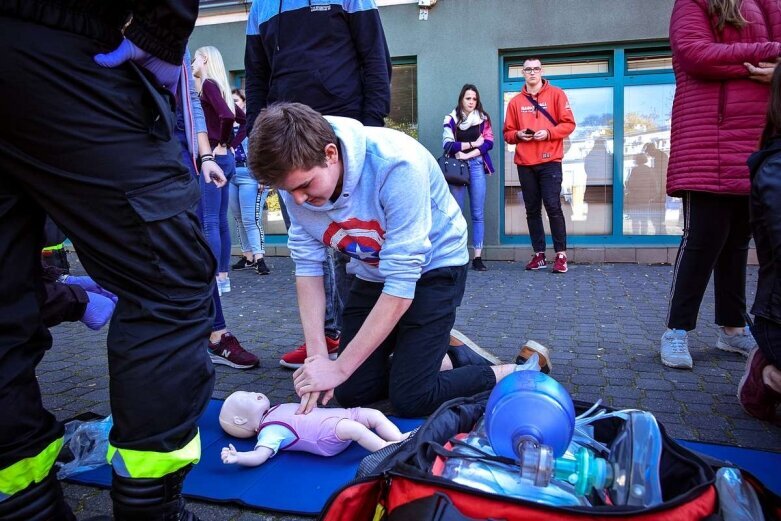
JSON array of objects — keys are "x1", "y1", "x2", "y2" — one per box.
[{"x1": 43, "y1": 254, "x2": 780, "y2": 520}]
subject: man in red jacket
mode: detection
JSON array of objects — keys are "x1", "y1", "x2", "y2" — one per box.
[{"x1": 503, "y1": 58, "x2": 576, "y2": 273}]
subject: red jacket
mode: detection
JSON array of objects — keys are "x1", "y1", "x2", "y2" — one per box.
[
  {"x1": 503, "y1": 81, "x2": 576, "y2": 166},
  {"x1": 667, "y1": 0, "x2": 781, "y2": 196}
]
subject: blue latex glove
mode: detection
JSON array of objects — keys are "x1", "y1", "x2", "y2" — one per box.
[
  {"x1": 80, "y1": 291, "x2": 116, "y2": 331},
  {"x1": 94, "y1": 38, "x2": 180, "y2": 96},
  {"x1": 63, "y1": 275, "x2": 118, "y2": 304}
]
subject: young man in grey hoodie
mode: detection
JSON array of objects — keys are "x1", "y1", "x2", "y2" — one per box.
[{"x1": 249, "y1": 103, "x2": 533, "y2": 418}]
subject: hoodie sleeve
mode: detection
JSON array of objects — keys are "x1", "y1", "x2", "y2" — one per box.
[
  {"x1": 503, "y1": 97, "x2": 523, "y2": 144},
  {"x1": 126, "y1": 1, "x2": 198, "y2": 64},
  {"x1": 377, "y1": 157, "x2": 433, "y2": 299},
  {"x1": 283, "y1": 192, "x2": 328, "y2": 276},
  {"x1": 548, "y1": 90, "x2": 576, "y2": 141},
  {"x1": 245, "y1": 0, "x2": 272, "y2": 137},
  {"x1": 670, "y1": 0, "x2": 781, "y2": 80},
  {"x1": 346, "y1": 0, "x2": 392, "y2": 127},
  {"x1": 184, "y1": 49, "x2": 207, "y2": 135}
]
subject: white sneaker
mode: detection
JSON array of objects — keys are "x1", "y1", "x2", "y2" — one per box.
[
  {"x1": 716, "y1": 326, "x2": 756, "y2": 357},
  {"x1": 660, "y1": 329, "x2": 692, "y2": 369}
]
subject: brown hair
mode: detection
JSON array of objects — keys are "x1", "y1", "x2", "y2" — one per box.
[
  {"x1": 231, "y1": 88, "x2": 245, "y2": 102},
  {"x1": 708, "y1": 0, "x2": 747, "y2": 31},
  {"x1": 455, "y1": 84, "x2": 491, "y2": 125},
  {"x1": 760, "y1": 64, "x2": 781, "y2": 148},
  {"x1": 248, "y1": 102, "x2": 337, "y2": 186}
]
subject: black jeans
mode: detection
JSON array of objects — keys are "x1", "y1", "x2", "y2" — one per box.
[
  {"x1": 334, "y1": 265, "x2": 495, "y2": 417},
  {"x1": 751, "y1": 316, "x2": 781, "y2": 368},
  {"x1": 517, "y1": 162, "x2": 567, "y2": 253},
  {"x1": 667, "y1": 192, "x2": 750, "y2": 331},
  {"x1": 0, "y1": 18, "x2": 215, "y2": 473}
]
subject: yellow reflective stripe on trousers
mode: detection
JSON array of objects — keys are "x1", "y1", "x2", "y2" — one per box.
[
  {"x1": 107, "y1": 432, "x2": 200, "y2": 479},
  {"x1": 41, "y1": 242, "x2": 65, "y2": 252},
  {"x1": 0, "y1": 438, "x2": 62, "y2": 499}
]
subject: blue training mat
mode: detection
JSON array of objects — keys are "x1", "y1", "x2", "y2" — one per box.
[
  {"x1": 66, "y1": 400, "x2": 781, "y2": 513},
  {"x1": 676, "y1": 439, "x2": 781, "y2": 495},
  {"x1": 66, "y1": 399, "x2": 424, "y2": 515}
]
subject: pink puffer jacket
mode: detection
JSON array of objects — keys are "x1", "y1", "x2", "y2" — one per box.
[{"x1": 667, "y1": 0, "x2": 781, "y2": 196}]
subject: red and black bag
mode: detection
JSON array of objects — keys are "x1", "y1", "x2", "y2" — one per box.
[{"x1": 320, "y1": 392, "x2": 781, "y2": 521}]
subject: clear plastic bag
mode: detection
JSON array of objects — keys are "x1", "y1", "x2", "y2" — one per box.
[
  {"x1": 716, "y1": 467, "x2": 765, "y2": 521},
  {"x1": 56, "y1": 415, "x2": 112, "y2": 479}
]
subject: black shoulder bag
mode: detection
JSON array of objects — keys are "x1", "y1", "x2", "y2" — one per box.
[
  {"x1": 525, "y1": 94, "x2": 558, "y2": 126},
  {"x1": 437, "y1": 121, "x2": 470, "y2": 186}
]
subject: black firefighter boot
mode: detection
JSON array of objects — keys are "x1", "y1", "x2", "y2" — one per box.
[
  {"x1": 0, "y1": 469, "x2": 76, "y2": 521},
  {"x1": 110, "y1": 466, "x2": 200, "y2": 521}
]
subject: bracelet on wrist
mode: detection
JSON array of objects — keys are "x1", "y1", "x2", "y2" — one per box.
[{"x1": 201, "y1": 157, "x2": 217, "y2": 164}]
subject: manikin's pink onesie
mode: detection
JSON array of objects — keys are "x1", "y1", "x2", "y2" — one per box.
[{"x1": 255, "y1": 403, "x2": 362, "y2": 457}]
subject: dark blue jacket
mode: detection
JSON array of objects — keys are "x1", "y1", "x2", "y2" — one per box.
[
  {"x1": 748, "y1": 137, "x2": 781, "y2": 324},
  {"x1": 244, "y1": 0, "x2": 391, "y2": 135}
]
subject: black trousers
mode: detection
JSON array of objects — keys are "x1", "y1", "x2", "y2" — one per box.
[
  {"x1": 333, "y1": 265, "x2": 495, "y2": 418},
  {"x1": 517, "y1": 162, "x2": 567, "y2": 253},
  {"x1": 667, "y1": 192, "x2": 750, "y2": 331},
  {"x1": 0, "y1": 17, "x2": 215, "y2": 472}
]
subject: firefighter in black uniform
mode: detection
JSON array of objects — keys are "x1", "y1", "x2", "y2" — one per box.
[{"x1": 0, "y1": 2, "x2": 216, "y2": 519}]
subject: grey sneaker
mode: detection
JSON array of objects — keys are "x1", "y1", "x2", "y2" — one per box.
[
  {"x1": 716, "y1": 326, "x2": 756, "y2": 357},
  {"x1": 660, "y1": 329, "x2": 692, "y2": 369}
]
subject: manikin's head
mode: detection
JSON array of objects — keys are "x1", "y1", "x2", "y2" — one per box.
[{"x1": 219, "y1": 391, "x2": 271, "y2": 438}]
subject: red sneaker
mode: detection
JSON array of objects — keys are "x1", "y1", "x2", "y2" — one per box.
[
  {"x1": 525, "y1": 252, "x2": 546, "y2": 270},
  {"x1": 280, "y1": 335, "x2": 340, "y2": 369},
  {"x1": 208, "y1": 333, "x2": 259, "y2": 369},
  {"x1": 552, "y1": 252, "x2": 568, "y2": 273},
  {"x1": 738, "y1": 347, "x2": 781, "y2": 423}
]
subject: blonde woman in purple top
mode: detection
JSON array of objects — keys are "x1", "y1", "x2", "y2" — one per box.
[{"x1": 193, "y1": 46, "x2": 246, "y2": 296}]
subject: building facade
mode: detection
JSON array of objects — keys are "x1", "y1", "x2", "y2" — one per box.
[{"x1": 192, "y1": 0, "x2": 680, "y2": 262}]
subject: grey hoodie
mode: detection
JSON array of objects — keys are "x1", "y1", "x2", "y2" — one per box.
[{"x1": 282, "y1": 116, "x2": 468, "y2": 299}]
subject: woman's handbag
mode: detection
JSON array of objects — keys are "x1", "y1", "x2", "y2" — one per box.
[{"x1": 437, "y1": 155, "x2": 471, "y2": 186}]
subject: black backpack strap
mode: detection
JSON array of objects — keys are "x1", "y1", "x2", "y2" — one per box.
[{"x1": 524, "y1": 94, "x2": 558, "y2": 127}]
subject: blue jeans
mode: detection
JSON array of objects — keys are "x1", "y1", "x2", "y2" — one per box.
[
  {"x1": 229, "y1": 167, "x2": 269, "y2": 256},
  {"x1": 517, "y1": 162, "x2": 567, "y2": 253},
  {"x1": 175, "y1": 128, "x2": 226, "y2": 332},
  {"x1": 448, "y1": 157, "x2": 486, "y2": 250},
  {"x1": 201, "y1": 151, "x2": 235, "y2": 273}
]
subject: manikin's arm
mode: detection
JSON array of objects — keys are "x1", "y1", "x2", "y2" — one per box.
[{"x1": 220, "y1": 443, "x2": 274, "y2": 467}]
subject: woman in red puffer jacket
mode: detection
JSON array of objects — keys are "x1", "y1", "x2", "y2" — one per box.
[{"x1": 661, "y1": 0, "x2": 781, "y2": 370}]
